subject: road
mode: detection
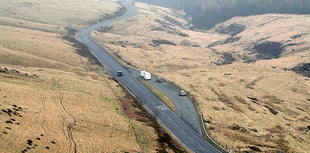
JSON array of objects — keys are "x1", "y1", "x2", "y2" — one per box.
[
  {"x1": 130, "y1": 69, "x2": 202, "y2": 135},
  {"x1": 76, "y1": 2, "x2": 220, "y2": 153}
]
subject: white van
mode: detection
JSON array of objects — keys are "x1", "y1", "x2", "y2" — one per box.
[{"x1": 140, "y1": 71, "x2": 151, "y2": 80}]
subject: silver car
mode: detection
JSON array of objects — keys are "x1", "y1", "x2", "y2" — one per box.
[{"x1": 179, "y1": 90, "x2": 187, "y2": 96}]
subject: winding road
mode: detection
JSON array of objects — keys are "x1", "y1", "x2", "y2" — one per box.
[{"x1": 76, "y1": 2, "x2": 220, "y2": 153}]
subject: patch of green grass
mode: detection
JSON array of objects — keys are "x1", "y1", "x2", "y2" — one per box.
[{"x1": 140, "y1": 79, "x2": 176, "y2": 111}]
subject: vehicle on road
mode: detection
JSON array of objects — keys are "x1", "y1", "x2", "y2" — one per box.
[
  {"x1": 117, "y1": 71, "x2": 123, "y2": 76},
  {"x1": 140, "y1": 71, "x2": 151, "y2": 80},
  {"x1": 179, "y1": 90, "x2": 187, "y2": 96},
  {"x1": 156, "y1": 76, "x2": 165, "y2": 83},
  {"x1": 76, "y1": 2, "x2": 221, "y2": 152}
]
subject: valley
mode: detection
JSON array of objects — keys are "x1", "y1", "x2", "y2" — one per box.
[
  {"x1": 0, "y1": 0, "x2": 168, "y2": 152},
  {"x1": 91, "y1": 2, "x2": 310, "y2": 152},
  {"x1": 0, "y1": 0, "x2": 309, "y2": 152}
]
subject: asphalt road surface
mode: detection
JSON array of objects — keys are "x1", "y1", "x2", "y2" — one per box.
[
  {"x1": 130, "y1": 69, "x2": 202, "y2": 135},
  {"x1": 76, "y1": 2, "x2": 220, "y2": 153}
]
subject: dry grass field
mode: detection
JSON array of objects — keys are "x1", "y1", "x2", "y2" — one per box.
[
  {"x1": 0, "y1": 66, "x2": 141, "y2": 152},
  {"x1": 0, "y1": 25, "x2": 85, "y2": 71},
  {"x1": 92, "y1": 2, "x2": 310, "y2": 152},
  {"x1": 0, "y1": 0, "x2": 120, "y2": 29},
  {"x1": 210, "y1": 14, "x2": 310, "y2": 68},
  {"x1": 0, "y1": 0, "x2": 167, "y2": 152}
]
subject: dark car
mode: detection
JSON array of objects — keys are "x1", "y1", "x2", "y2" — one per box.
[
  {"x1": 156, "y1": 76, "x2": 165, "y2": 83},
  {"x1": 117, "y1": 71, "x2": 123, "y2": 77},
  {"x1": 179, "y1": 90, "x2": 187, "y2": 96}
]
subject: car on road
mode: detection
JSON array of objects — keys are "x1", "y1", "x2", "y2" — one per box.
[
  {"x1": 179, "y1": 90, "x2": 187, "y2": 96},
  {"x1": 156, "y1": 76, "x2": 165, "y2": 83},
  {"x1": 117, "y1": 71, "x2": 123, "y2": 76}
]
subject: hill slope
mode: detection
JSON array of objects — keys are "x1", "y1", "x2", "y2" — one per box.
[
  {"x1": 92, "y1": 2, "x2": 310, "y2": 152},
  {"x1": 0, "y1": 0, "x2": 164, "y2": 152},
  {"x1": 135, "y1": 0, "x2": 310, "y2": 29}
]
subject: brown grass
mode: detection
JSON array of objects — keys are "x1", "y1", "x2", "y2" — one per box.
[
  {"x1": 0, "y1": 1, "x2": 163, "y2": 152},
  {"x1": 0, "y1": 25, "x2": 86, "y2": 72},
  {"x1": 0, "y1": 66, "x2": 142, "y2": 152},
  {"x1": 92, "y1": 2, "x2": 310, "y2": 152},
  {"x1": 0, "y1": 17, "x2": 66, "y2": 34},
  {"x1": 0, "y1": 0, "x2": 120, "y2": 29}
]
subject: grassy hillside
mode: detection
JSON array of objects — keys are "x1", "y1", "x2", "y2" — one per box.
[
  {"x1": 209, "y1": 14, "x2": 310, "y2": 71},
  {"x1": 186, "y1": 0, "x2": 310, "y2": 29},
  {"x1": 0, "y1": 0, "x2": 165, "y2": 152},
  {"x1": 0, "y1": 0, "x2": 121, "y2": 29},
  {"x1": 0, "y1": 65, "x2": 142, "y2": 152},
  {"x1": 135, "y1": 0, "x2": 310, "y2": 29},
  {"x1": 92, "y1": 2, "x2": 310, "y2": 152}
]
